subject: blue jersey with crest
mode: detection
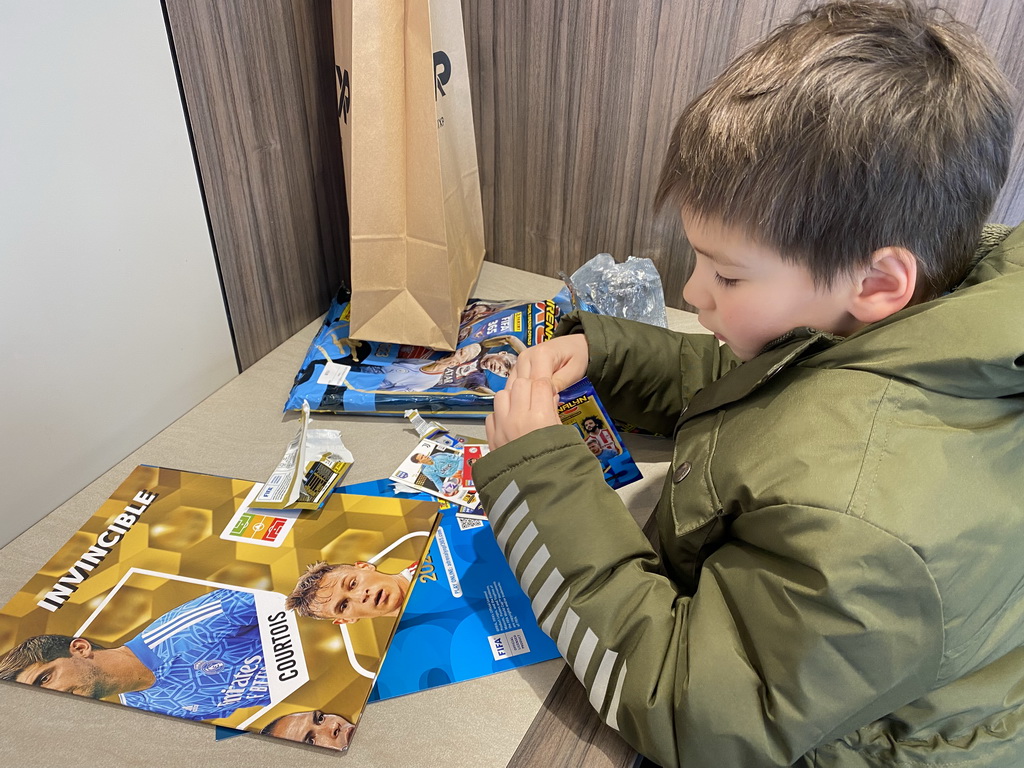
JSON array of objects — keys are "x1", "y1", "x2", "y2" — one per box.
[
  {"x1": 419, "y1": 451, "x2": 462, "y2": 492},
  {"x1": 120, "y1": 588, "x2": 270, "y2": 720}
]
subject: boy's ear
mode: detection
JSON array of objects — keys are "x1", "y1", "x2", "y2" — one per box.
[{"x1": 848, "y1": 246, "x2": 918, "y2": 324}]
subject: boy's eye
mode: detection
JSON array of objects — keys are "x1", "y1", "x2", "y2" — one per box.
[{"x1": 714, "y1": 273, "x2": 740, "y2": 287}]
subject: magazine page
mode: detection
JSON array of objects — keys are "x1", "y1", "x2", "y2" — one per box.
[{"x1": 0, "y1": 465, "x2": 438, "y2": 752}]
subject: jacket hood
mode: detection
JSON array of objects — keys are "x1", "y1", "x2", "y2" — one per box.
[{"x1": 808, "y1": 223, "x2": 1024, "y2": 399}]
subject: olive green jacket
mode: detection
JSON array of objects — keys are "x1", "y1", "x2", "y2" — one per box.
[{"x1": 474, "y1": 224, "x2": 1024, "y2": 767}]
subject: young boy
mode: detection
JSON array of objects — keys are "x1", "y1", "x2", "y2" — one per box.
[{"x1": 472, "y1": 2, "x2": 1024, "y2": 766}]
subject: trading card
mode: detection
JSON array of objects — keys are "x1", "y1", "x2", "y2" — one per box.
[
  {"x1": 462, "y1": 444, "x2": 488, "y2": 489},
  {"x1": 391, "y1": 438, "x2": 480, "y2": 510},
  {"x1": 557, "y1": 378, "x2": 642, "y2": 490}
]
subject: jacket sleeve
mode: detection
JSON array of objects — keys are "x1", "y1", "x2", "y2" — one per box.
[
  {"x1": 473, "y1": 427, "x2": 945, "y2": 767},
  {"x1": 555, "y1": 312, "x2": 742, "y2": 434}
]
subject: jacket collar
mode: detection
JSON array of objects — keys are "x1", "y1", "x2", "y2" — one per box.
[{"x1": 679, "y1": 328, "x2": 840, "y2": 425}]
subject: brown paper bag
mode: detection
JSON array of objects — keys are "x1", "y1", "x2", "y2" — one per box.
[{"x1": 332, "y1": 0, "x2": 486, "y2": 350}]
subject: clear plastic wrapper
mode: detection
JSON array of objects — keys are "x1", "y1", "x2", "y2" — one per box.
[
  {"x1": 563, "y1": 253, "x2": 668, "y2": 328},
  {"x1": 404, "y1": 409, "x2": 464, "y2": 448}
]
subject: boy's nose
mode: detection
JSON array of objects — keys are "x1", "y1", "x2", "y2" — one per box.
[{"x1": 682, "y1": 268, "x2": 712, "y2": 311}]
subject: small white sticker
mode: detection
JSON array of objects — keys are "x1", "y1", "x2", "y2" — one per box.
[
  {"x1": 488, "y1": 629, "x2": 531, "y2": 660},
  {"x1": 434, "y1": 528, "x2": 463, "y2": 598},
  {"x1": 317, "y1": 361, "x2": 351, "y2": 387}
]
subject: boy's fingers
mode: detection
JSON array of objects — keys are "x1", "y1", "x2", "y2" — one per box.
[
  {"x1": 509, "y1": 376, "x2": 536, "y2": 412},
  {"x1": 489, "y1": 375, "x2": 561, "y2": 450},
  {"x1": 533, "y1": 377, "x2": 556, "y2": 409},
  {"x1": 510, "y1": 352, "x2": 541, "y2": 385},
  {"x1": 485, "y1": 413, "x2": 497, "y2": 449},
  {"x1": 490, "y1": 388, "x2": 511, "y2": 446}
]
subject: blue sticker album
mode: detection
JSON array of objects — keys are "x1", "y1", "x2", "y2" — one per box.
[{"x1": 340, "y1": 479, "x2": 561, "y2": 702}]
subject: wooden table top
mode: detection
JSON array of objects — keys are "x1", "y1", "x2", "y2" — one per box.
[{"x1": 0, "y1": 262, "x2": 703, "y2": 767}]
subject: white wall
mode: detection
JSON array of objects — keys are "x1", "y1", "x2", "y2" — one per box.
[{"x1": 0, "y1": 2, "x2": 238, "y2": 546}]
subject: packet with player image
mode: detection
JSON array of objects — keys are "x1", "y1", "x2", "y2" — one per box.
[
  {"x1": 557, "y1": 378, "x2": 642, "y2": 490},
  {"x1": 284, "y1": 289, "x2": 563, "y2": 417}
]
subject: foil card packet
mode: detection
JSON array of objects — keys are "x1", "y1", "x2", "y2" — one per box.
[
  {"x1": 284, "y1": 289, "x2": 562, "y2": 417},
  {"x1": 557, "y1": 378, "x2": 642, "y2": 490},
  {"x1": 404, "y1": 409, "x2": 489, "y2": 450},
  {"x1": 405, "y1": 409, "x2": 465, "y2": 448},
  {"x1": 254, "y1": 402, "x2": 353, "y2": 510}
]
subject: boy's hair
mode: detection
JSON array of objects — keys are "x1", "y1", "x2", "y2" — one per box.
[{"x1": 657, "y1": 0, "x2": 1014, "y2": 299}]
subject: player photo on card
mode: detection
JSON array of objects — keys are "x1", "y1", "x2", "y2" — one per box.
[{"x1": 391, "y1": 439, "x2": 480, "y2": 510}]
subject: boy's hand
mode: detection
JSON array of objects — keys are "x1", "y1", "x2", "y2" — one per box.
[
  {"x1": 507, "y1": 334, "x2": 589, "y2": 393},
  {"x1": 487, "y1": 378, "x2": 561, "y2": 450}
]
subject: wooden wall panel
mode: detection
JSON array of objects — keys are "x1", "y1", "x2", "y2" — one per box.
[
  {"x1": 163, "y1": 0, "x2": 1024, "y2": 365},
  {"x1": 164, "y1": 0, "x2": 347, "y2": 369},
  {"x1": 463, "y1": 0, "x2": 1024, "y2": 312}
]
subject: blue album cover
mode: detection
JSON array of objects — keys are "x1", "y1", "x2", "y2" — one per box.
[
  {"x1": 216, "y1": 476, "x2": 559, "y2": 741},
  {"x1": 337, "y1": 479, "x2": 560, "y2": 701}
]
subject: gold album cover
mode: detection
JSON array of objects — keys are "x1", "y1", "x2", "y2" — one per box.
[{"x1": 0, "y1": 465, "x2": 438, "y2": 752}]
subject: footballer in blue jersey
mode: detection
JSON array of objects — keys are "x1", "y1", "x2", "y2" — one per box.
[
  {"x1": 120, "y1": 588, "x2": 270, "y2": 720},
  {"x1": 0, "y1": 588, "x2": 274, "y2": 722},
  {"x1": 410, "y1": 450, "x2": 463, "y2": 494}
]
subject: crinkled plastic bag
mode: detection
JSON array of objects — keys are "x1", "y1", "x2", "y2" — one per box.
[{"x1": 563, "y1": 253, "x2": 667, "y2": 328}]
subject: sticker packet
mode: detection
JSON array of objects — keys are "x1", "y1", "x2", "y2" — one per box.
[
  {"x1": 253, "y1": 402, "x2": 354, "y2": 510},
  {"x1": 283, "y1": 288, "x2": 562, "y2": 417},
  {"x1": 391, "y1": 438, "x2": 482, "y2": 512},
  {"x1": 557, "y1": 378, "x2": 642, "y2": 490}
]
